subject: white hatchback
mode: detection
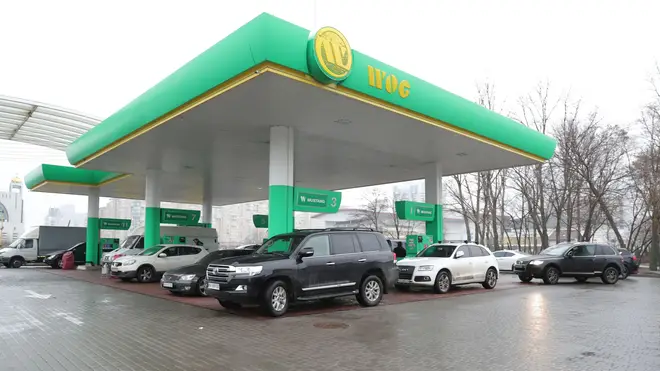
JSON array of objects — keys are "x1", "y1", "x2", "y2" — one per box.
[
  {"x1": 111, "y1": 244, "x2": 208, "y2": 283},
  {"x1": 395, "y1": 243, "x2": 499, "y2": 294}
]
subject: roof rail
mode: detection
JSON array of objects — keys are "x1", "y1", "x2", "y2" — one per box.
[
  {"x1": 438, "y1": 240, "x2": 479, "y2": 244},
  {"x1": 324, "y1": 227, "x2": 375, "y2": 232}
]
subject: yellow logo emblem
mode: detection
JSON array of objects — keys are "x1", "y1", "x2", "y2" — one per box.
[{"x1": 308, "y1": 27, "x2": 353, "y2": 84}]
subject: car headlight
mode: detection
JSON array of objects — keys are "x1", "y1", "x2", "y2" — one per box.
[
  {"x1": 418, "y1": 265, "x2": 434, "y2": 271},
  {"x1": 180, "y1": 274, "x2": 196, "y2": 281},
  {"x1": 235, "y1": 266, "x2": 263, "y2": 276},
  {"x1": 124, "y1": 259, "x2": 137, "y2": 266},
  {"x1": 529, "y1": 260, "x2": 543, "y2": 266}
]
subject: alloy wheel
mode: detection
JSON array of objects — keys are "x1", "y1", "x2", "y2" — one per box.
[
  {"x1": 487, "y1": 270, "x2": 497, "y2": 287},
  {"x1": 198, "y1": 278, "x2": 207, "y2": 296},
  {"x1": 271, "y1": 286, "x2": 287, "y2": 312},
  {"x1": 140, "y1": 268, "x2": 152, "y2": 282},
  {"x1": 605, "y1": 268, "x2": 618, "y2": 283},
  {"x1": 364, "y1": 280, "x2": 381, "y2": 302},
  {"x1": 437, "y1": 273, "x2": 450, "y2": 292}
]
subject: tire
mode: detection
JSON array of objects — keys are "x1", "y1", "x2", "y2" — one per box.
[
  {"x1": 9, "y1": 257, "x2": 23, "y2": 269},
  {"x1": 53, "y1": 258, "x2": 63, "y2": 269},
  {"x1": 433, "y1": 270, "x2": 452, "y2": 294},
  {"x1": 262, "y1": 280, "x2": 289, "y2": 317},
  {"x1": 218, "y1": 300, "x2": 242, "y2": 310},
  {"x1": 395, "y1": 284, "x2": 410, "y2": 292},
  {"x1": 518, "y1": 274, "x2": 533, "y2": 283},
  {"x1": 196, "y1": 277, "x2": 208, "y2": 296},
  {"x1": 542, "y1": 266, "x2": 560, "y2": 285},
  {"x1": 482, "y1": 268, "x2": 498, "y2": 289},
  {"x1": 601, "y1": 266, "x2": 619, "y2": 284},
  {"x1": 575, "y1": 277, "x2": 588, "y2": 283},
  {"x1": 620, "y1": 264, "x2": 629, "y2": 280},
  {"x1": 356, "y1": 275, "x2": 384, "y2": 307},
  {"x1": 136, "y1": 266, "x2": 155, "y2": 283}
]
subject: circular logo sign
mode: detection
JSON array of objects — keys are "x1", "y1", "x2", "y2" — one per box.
[{"x1": 307, "y1": 27, "x2": 353, "y2": 84}]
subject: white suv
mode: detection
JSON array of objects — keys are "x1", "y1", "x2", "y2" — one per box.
[
  {"x1": 111, "y1": 244, "x2": 208, "y2": 283},
  {"x1": 395, "y1": 243, "x2": 499, "y2": 294}
]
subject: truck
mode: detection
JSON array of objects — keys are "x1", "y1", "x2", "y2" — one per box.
[{"x1": 0, "y1": 226, "x2": 87, "y2": 268}]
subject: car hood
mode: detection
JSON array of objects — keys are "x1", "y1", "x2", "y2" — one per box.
[
  {"x1": 45, "y1": 250, "x2": 67, "y2": 258},
  {"x1": 210, "y1": 254, "x2": 288, "y2": 265},
  {"x1": 518, "y1": 255, "x2": 561, "y2": 263},
  {"x1": 165, "y1": 263, "x2": 206, "y2": 276},
  {"x1": 115, "y1": 255, "x2": 150, "y2": 263},
  {"x1": 396, "y1": 257, "x2": 448, "y2": 266}
]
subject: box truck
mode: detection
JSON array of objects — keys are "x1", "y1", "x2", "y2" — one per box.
[{"x1": 0, "y1": 226, "x2": 87, "y2": 268}]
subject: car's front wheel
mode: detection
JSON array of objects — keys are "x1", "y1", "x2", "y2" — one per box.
[
  {"x1": 601, "y1": 266, "x2": 619, "y2": 284},
  {"x1": 196, "y1": 277, "x2": 208, "y2": 296},
  {"x1": 357, "y1": 275, "x2": 384, "y2": 307},
  {"x1": 262, "y1": 280, "x2": 289, "y2": 317},
  {"x1": 482, "y1": 268, "x2": 498, "y2": 289},
  {"x1": 433, "y1": 270, "x2": 452, "y2": 294},
  {"x1": 136, "y1": 266, "x2": 155, "y2": 283},
  {"x1": 542, "y1": 266, "x2": 560, "y2": 285},
  {"x1": 9, "y1": 257, "x2": 23, "y2": 269}
]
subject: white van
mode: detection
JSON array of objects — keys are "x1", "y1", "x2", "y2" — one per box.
[{"x1": 101, "y1": 226, "x2": 218, "y2": 264}]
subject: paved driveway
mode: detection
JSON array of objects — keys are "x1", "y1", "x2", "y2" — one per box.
[{"x1": 0, "y1": 268, "x2": 658, "y2": 371}]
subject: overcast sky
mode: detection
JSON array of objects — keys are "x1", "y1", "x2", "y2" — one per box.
[{"x1": 1, "y1": 0, "x2": 659, "y2": 226}]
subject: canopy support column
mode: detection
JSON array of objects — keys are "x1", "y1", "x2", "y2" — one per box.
[
  {"x1": 425, "y1": 162, "x2": 443, "y2": 244},
  {"x1": 86, "y1": 187, "x2": 100, "y2": 265},
  {"x1": 268, "y1": 126, "x2": 295, "y2": 237},
  {"x1": 145, "y1": 170, "x2": 161, "y2": 248},
  {"x1": 202, "y1": 176, "x2": 213, "y2": 224}
]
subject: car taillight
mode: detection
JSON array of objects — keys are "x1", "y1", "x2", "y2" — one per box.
[
  {"x1": 632, "y1": 255, "x2": 637, "y2": 261},
  {"x1": 392, "y1": 252, "x2": 397, "y2": 262}
]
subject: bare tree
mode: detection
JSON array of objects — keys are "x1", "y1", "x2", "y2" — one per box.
[{"x1": 353, "y1": 189, "x2": 390, "y2": 231}]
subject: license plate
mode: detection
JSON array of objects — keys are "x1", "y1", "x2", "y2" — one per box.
[
  {"x1": 162, "y1": 282, "x2": 173, "y2": 288},
  {"x1": 207, "y1": 283, "x2": 220, "y2": 290},
  {"x1": 514, "y1": 265, "x2": 524, "y2": 269}
]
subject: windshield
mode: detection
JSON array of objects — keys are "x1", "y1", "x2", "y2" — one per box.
[
  {"x1": 539, "y1": 242, "x2": 573, "y2": 256},
  {"x1": 254, "y1": 235, "x2": 306, "y2": 256},
  {"x1": 120, "y1": 235, "x2": 141, "y2": 250},
  {"x1": 8, "y1": 238, "x2": 24, "y2": 248},
  {"x1": 138, "y1": 246, "x2": 164, "y2": 256},
  {"x1": 417, "y1": 244, "x2": 457, "y2": 258},
  {"x1": 197, "y1": 251, "x2": 230, "y2": 265}
]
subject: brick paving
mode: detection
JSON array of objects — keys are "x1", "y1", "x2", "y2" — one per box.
[{"x1": 0, "y1": 266, "x2": 659, "y2": 371}]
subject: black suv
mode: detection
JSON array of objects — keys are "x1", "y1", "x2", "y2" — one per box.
[
  {"x1": 205, "y1": 228, "x2": 398, "y2": 316},
  {"x1": 513, "y1": 242, "x2": 625, "y2": 285}
]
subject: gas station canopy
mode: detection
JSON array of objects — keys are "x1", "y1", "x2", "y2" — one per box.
[
  {"x1": 0, "y1": 95, "x2": 100, "y2": 151},
  {"x1": 26, "y1": 13, "x2": 556, "y2": 205}
]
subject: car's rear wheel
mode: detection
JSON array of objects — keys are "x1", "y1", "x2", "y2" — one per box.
[
  {"x1": 357, "y1": 275, "x2": 384, "y2": 307},
  {"x1": 136, "y1": 266, "x2": 154, "y2": 283},
  {"x1": 262, "y1": 280, "x2": 289, "y2": 317},
  {"x1": 621, "y1": 264, "x2": 629, "y2": 279},
  {"x1": 575, "y1": 277, "x2": 588, "y2": 283},
  {"x1": 218, "y1": 299, "x2": 242, "y2": 310},
  {"x1": 433, "y1": 271, "x2": 452, "y2": 294},
  {"x1": 542, "y1": 266, "x2": 560, "y2": 285},
  {"x1": 518, "y1": 274, "x2": 533, "y2": 283},
  {"x1": 601, "y1": 266, "x2": 619, "y2": 284},
  {"x1": 482, "y1": 268, "x2": 498, "y2": 289}
]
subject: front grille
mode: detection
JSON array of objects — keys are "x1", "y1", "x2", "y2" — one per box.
[
  {"x1": 207, "y1": 264, "x2": 232, "y2": 283},
  {"x1": 162, "y1": 274, "x2": 179, "y2": 281},
  {"x1": 398, "y1": 265, "x2": 415, "y2": 280}
]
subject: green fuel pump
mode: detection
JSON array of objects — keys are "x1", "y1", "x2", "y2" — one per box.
[
  {"x1": 99, "y1": 238, "x2": 120, "y2": 255},
  {"x1": 405, "y1": 234, "x2": 433, "y2": 256},
  {"x1": 162, "y1": 235, "x2": 187, "y2": 244}
]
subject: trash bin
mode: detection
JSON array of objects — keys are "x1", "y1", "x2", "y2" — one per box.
[{"x1": 61, "y1": 251, "x2": 75, "y2": 270}]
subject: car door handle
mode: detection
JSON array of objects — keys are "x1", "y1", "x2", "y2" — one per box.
[
  {"x1": 326, "y1": 262, "x2": 335, "y2": 266},
  {"x1": 357, "y1": 258, "x2": 367, "y2": 262}
]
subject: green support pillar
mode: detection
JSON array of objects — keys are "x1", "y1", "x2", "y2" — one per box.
[
  {"x1": 145, "y1": 207, "x2": 161, "y2": 248},
  {"x1": 425, "y1": 204, "x2": 443, "y2": 244},
  {"x1": 268, "y1": 185, "x2": 294, "y2": 237},
  {"x1": 86, "y1": 217, "x2": 100, "y2": 264}
]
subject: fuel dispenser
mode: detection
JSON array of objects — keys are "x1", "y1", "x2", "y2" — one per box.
[
  {"x1": 162, "y1": 235, "x2": 187, "y2": 244},
  {"x1": 99, "y1": 238, "x2": 120, "y2": 254},
  {"x1": 405, "y1": 234, "x2": 433, "y2": 256}
]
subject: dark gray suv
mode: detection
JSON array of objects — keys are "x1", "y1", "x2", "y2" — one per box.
[{"x1": 205, "y1": 228, "x2": 398, "y2": 317}]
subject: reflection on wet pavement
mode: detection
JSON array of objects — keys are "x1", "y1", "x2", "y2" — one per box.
[{"x1": 0, "y1": 267, "x2": 658, "y2": 371}]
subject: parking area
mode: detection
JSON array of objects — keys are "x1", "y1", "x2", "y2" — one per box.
[{"x1": 1, "y1": 267, "x2": 659, "y2": 371}]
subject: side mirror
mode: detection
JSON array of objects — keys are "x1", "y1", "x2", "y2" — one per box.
[
  {"x1": 158, "y1": 253, "x2": 168, "y2": 258},
  {"x1": 566, "y1": 251, "x2": 574, "y2": 258},
  {"x1": 299, "y1": 247, "x2": 314, "y2": 258},
  {"x1": 455, "y1": 250, "x2": 465, "y2": 259}
]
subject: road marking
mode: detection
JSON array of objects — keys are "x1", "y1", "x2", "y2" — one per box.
[
  {"x1": 55, "y1": 313, "x2": 84, "y2": 326},
  {"x1": 24, "y1": 290, "x2": 52, "y2": 299}
]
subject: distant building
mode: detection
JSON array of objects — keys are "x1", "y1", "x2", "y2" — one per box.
[
  {"x1": 44, "y1": 203, "x2": 86, "y2": 227},
  {"x1": 0, "y1": 176, "x2": 25, "y2": 246}
]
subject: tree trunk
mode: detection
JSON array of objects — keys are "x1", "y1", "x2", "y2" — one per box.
[{"x1": 651, "y1": 209, "x2": 659, "y2": 271}]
